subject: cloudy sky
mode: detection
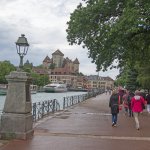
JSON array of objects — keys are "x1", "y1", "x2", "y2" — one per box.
[{"x1": 0, "y1": 0, "x2": 119, "y2": 79}]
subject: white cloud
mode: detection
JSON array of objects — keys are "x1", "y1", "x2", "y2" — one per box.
[{"x1": 0, "y1": 0, "x2": 119, "y2": 80}]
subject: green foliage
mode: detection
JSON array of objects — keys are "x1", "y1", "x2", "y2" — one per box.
[
  {"x1": 66, "y1": 0, "x2": 150, "y2": 71},
  {"x1": 126, "y1": 67, "x2": 140, "y2": 92},
  {"x1": 115, "y1": 77, "x2": 126, "y2": 87},
  {"x1": 49, "y1": 63, "x2": 55, "y2": 69},
  {"x1": 115, "y1": 64, "x2": 128, "y2": 87},
  {"x1": 31, "y1": 72, "x2": 49, "y2": 86},
  {"x1": 137, "y1": 62, "x2": 150, "y2": 90},
  {"x1": 0, "y1": 61, "x2": 16, "y2": 84},
  {"x1": 22, "y1": 60, "x2": 33, "y2": 73},
  {"x1": 36, "y1": 64, "x2": 44, "y2": 68}
]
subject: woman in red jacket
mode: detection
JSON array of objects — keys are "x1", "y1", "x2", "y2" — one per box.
[{"x1": 131, "y1": 90, "x2": 145, "y2": 130}]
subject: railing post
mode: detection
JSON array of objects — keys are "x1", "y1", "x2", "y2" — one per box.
[
  {"x1": 42, "y1": 102, "x2": 44, "y2": 118},
  {"x1": 48, "y1": 100, "x2": 50, "y2": 113},
  {"x1": 32, "y1": 103, "x2": 36, "y2": 122},
  {"x1": 52, "y1": 99, "x2": 56, "y2": 113},
  {"x1": 78, "y1": 95, "x2": 80, "y2": 103},
  {"x1": 71, "y1": 96, "x2": 73, "y2": 105},
  {"x1": 63, "y1": 97, "x2": 66, "y2": 109}
]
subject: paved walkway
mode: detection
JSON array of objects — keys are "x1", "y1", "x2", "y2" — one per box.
[{"x1": 1, "y1": 93, "x2": 150, "y2": 150}]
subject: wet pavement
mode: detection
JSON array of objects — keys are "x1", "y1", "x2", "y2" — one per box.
[{"x1": 1, "y1": 93, "x2": 150, "y2": 150}]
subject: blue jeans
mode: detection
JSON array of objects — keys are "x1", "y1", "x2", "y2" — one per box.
[{"x1": 112, "y1": 113, "x2": 118, "y2": 124}]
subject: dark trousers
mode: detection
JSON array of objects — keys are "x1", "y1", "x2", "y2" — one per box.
[{"x1": 129, "y1": 109, "x2": 133, "y2": 117}]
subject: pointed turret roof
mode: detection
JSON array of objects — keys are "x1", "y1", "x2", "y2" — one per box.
[
  {"x1": 43, "y1": 55, "x2": 51, "y2": 63},
  {"x1": 73, "y1": 58, "x2": 80, "y2": 64},
  {"x1": 25, "y1": 60, "x2": 30, "y2": 64},
  {"x1": 65, "y1": 57, "x2": 72, "y2": 63},
  {"x1": 52, "y1": 49, "x2": 64, "y2": 56}
]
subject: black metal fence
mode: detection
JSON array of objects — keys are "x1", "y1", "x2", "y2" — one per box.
[
  {"x1": 32, "y1": 99, "x2": 60, "y2": 122},
  {"x1": 32, "y1": 90, "x2": 104, "y2": 122},
  {"x1": 63, "y1": 91, "x2": 99, "y2": 109}
]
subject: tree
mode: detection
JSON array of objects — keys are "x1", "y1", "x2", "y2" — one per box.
[
  {"x1": 31, "y1": 72, "x2": 49, "y2": 86},
  {"x1": 66, "y1": 0, "x2": 150, "y2": 71},
  {"x1": 136, "y1": 62, "x2": 150, "y2": 90},
  {"x1": 0, "y1": 61, "x2": 16, "y2": 84},
  {"x1": 23, "y1": 60, "x2": 33, "y2": 72},
  {"x1": 126, "y1": 67, "x2": 139, "y2": 92},
  {"x1": 36, "y1": 64, "x2": 44, "y2": 68},
  {"x1": 49, "y1": 63, "x2": 55, "y2": 70}
]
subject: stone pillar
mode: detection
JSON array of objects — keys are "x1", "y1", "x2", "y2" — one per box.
[{"x1": 1, "y1": 71, "x2": 34, "y2": 140}]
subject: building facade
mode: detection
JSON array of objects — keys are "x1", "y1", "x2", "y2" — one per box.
[
  {"x1": 33, "y1": 49, "x2": 114, "y2": 89},
  {"x1": 85, "y1": 75, "x2": 114, "y2": 90}
]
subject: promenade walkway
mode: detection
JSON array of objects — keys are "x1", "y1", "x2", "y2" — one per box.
[{"x1": 1, "y1": 93, "x2": 150, "y2": 150}]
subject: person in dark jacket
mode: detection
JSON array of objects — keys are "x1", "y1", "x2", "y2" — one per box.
[
  {"x1": 127, "y1": 91, "x2": 135, "y2": 117},
  {"x1": 109, "y1": 89, "x2": 120, "y2": 127}
]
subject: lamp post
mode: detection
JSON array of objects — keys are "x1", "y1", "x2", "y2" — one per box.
[
  {"x1": 0, "y1": 34, "x2": 33, "y2": 140},
  {"x1": 15, "y1": 34, "x2": 29, "y2": 69}
]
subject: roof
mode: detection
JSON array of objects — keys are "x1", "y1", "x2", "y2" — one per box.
[
  {"x1": 73, "y1": 58, "x2": 80, "y2": 64},
  {"x1": 52, "y1": 49, "x2": 64, "y2": 56},
  {"x1": 32, "y1": 68, "x2": 49, "y2": 74},
  {"x1": 102, "y1": 76, "x2": 114, "y2": 81},
  {"x1": 85, "y1": 75, "x2": 114, "y2": 81},
  {"x1": 50, "y1": 67, "x2": 72, "y2": 75},
  {"x1": 43, "y1": 56, "x2": 51, "y2": 63}
]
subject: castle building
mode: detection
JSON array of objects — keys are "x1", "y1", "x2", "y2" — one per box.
[
  {"x1": 42, "y1": 49, "x2": 80, "y2": 87},
  {"x1": 43, "y1": 49, "x2": 79, "y2": 74}
]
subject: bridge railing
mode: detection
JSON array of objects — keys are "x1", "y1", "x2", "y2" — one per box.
[
  {"x1": 32, "y1": 99, "x2": 60, "y2": 122},
  {"x1": 63, "y1": 91, "x2": 102, "y2": 109},
  {"x1": 31, "y1": 90, "x2": 104, "y2": 122}
]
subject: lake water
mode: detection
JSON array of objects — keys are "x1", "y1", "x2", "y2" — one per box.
[{"x1": 0, "y1": 91, "x2": 87, "y2": 111}]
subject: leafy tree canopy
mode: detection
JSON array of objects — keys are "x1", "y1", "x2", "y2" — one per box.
[
  {"x1": 67, "y1": 0, "x2": 150, "y2": 71},
  {"x1": 31, "y1": 72, "x2": 49, "y2": 86},
  {"x1": 49, "y1": 63, "x2": 55, "y2": 70},
  {"x1": 0, "y1": 61, "x2": 16, "y2": 84}
]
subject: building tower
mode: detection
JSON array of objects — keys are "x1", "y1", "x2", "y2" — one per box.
[
  {"x1": 73, "y1": 58, "x2": 80, "y2": 73},
  {"x1": 52, "y1": 49, "x2": 64, "y2": 68}
]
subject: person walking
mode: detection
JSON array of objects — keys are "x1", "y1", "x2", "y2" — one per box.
[
  {"x1": 109, "y1": 89, "x2": 120, "y2": 127},
  {"x1": 127, "y1": 91, "x2": 134, "y2": 117},
  {"x1": 122, "y1": 90, "x2": 129, "y2": 116},
  {"x1": 146, "y1": 92, "x2": 150, "y2": 114},
  {"x1": 131, "y1": 90, "x2": 145, "y2": 130}
]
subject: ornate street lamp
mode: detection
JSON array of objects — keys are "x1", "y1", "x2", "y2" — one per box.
[{"x1": 15, "y1": 34, "x2": 29, "y2": 69}]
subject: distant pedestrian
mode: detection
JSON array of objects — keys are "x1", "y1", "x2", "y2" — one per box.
[
  {"x1": 122, "y1": 90, "x2": 129, "y2": 116},
  {"x1": 139, "y1": 90, "x2": 146, "y2": 110},
  {"x1": 109, "y1": 89, "x2": 120, "y2": 127},
  {"x1": 146, "y1": 93, "x2": 150, "y2": 114},
  {"x1": 127, "y1": 91, "x2": 134, "y2": 117},
  {"x1": 131, "y1": 90, "x2": 145, "y2": 130},
  {"x1": 105, "y1": 89, "x2": 108, "y2": 95},
  {"x1": 109, "y1": 89, "x2": 111, "y2": 95}
]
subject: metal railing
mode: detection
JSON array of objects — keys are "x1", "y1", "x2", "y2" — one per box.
[
  {"x1": 63, "y1": 91, "x2": 102, "y2": 109},
  {"x1": 31, "y1": 90, "x2": 104, "y2": 122},
  {"x1": 32, "y1": 99, "x2": 60, "y2": 122}
]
